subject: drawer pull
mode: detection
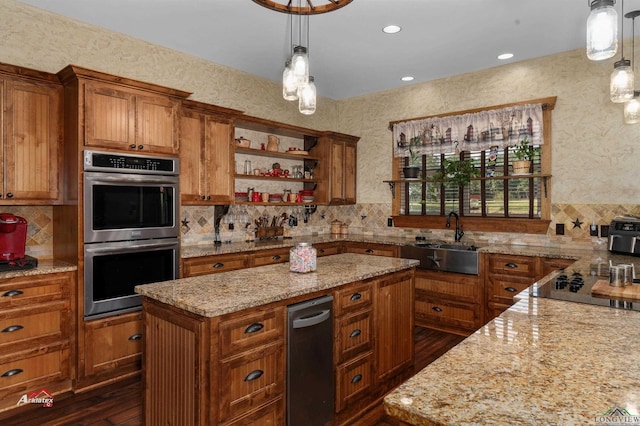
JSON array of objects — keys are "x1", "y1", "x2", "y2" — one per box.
[
  {"x1": 213, "y1": 262, "x2": 224, "y2": 268},
  {"x1": 2, "y1": 290, "x2": 23, "y2": 297},
  {"x1": 365, "y1": 249, "x2": 374, "y2": 254},
  {"x1": 319, "y1": 249, "x2": 325, "y2": 254},
  {"x1": 272, "y1": 255, "x2": 281, "y2": 260},
  {"x1": 128, "y1": 333, "x2": 143, "y2": 341},
  {"x1": 432, "y1": 306, "x2": 443, "y2": 312},
  {"x1": 244, "y1": 369, "x2": 264, "y2": 382},
  {"x1": 505, "y1": 287, "x2": 518, "y2": 292},
  {"x1": 244, "y1": 323, "x2": 264, "y2": 334},
  {"x1": 350, "y1": 293, "x2": 362, "y2": 301},
  {"x1": 2, "y1": 325, "x2": 23, "y2": 333},
  {"x1": 351, "y1": 374, "x2": 362, "y2": 384},
  {"x1": 349, "y1": 329, "x2": 362, "y2": 338},
  {"x1": 129, "y1": 143, "x2": 137, "y2": 149},
  {"x1": 505, "y1": 263, "x2": 518, "y2": 268},
  {"x1": 1, "y1": 368, "x2": 23, "y2": 378}
]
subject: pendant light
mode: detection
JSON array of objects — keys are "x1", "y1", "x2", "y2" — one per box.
[
  {"x1": 624, "y1": 10, "x2": 640, "y2": 123},
  {"x1": 611, "y1": 0, "x2": 634, "y2": 102},
  {"x1": 298, "y1": 76, "x2": 316, "y2": 115},
  {"x1": 587, "y1": 0, "x2": 618, "y2": 61},
  {"x1": 282, "y1": 60, "x2": 298, "y2": 101},
  {"x1": 291, "y1": 45, "x2": 310, "y2": 86}
]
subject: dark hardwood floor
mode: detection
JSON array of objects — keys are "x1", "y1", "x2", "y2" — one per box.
[{"x1": 0, "y1": 327, "x2": 465, "y2": 426}]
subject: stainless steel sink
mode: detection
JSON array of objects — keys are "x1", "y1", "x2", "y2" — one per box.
[{"x1": 400, "y1": 241, "x2": 479, "y2": 275}]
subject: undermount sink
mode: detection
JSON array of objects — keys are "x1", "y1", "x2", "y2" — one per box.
[{"x1": 400, "y1": 241, "x2": 479, "y2": 275}]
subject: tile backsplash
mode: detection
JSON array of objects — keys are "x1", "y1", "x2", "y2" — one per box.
[{"x1": 11, "y1": 203, "x2": 637, "y2": 259}]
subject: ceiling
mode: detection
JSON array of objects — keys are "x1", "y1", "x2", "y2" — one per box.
[{"x1": 16, "y1": 0, "x2": 640, "y2": 100}]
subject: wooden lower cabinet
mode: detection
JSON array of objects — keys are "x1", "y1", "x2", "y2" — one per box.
[
  {"x1": 315, "y1": 242, "x2": 342, "y2": 257},
  {"x1": 142, "y1": 268, "x2": 414, "y2": 425},
  {"x1": 343, "y1": 242, "x2": 399, "y2": 258},
  {"x1": 182, "y1": 252, "x2": 250, "y2": 277}
]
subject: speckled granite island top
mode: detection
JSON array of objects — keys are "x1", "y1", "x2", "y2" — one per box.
[
  {"x1": 136, "y1": 253, "x2": 418, "y2": 317},
  {"x1": 384, "y1": 293, "x2": 640, "y2": 425}
]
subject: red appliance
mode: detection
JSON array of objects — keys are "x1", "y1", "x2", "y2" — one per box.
[{"x1": 0, "y1": 213, "x2": 27, "y2": 260}]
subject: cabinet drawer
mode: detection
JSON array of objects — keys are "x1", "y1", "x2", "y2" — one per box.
[
  {"x1": 488, "y1": 254, "x2": 537, "y2": 277},
  {"x1": 488, "y1": 275, "x2": 533, "y2": 305},
  {"x1": 84, "y1": 313, "x2": 142, "y2": 377},
  {"x1": 0, "y1": 344, "x2": 69, "y2": 391},
  {"x1": 0, "y1": 303, "x2": 66, "y2": 348},
  {"x1": 315, "y1": 242, "x2": 341, "y2": 257},
  {"x1": 182, "y1": 253, "x2": 249, "y2": 277},
  {"x1": 223, "y1": 397, "x2": 284, "y2": 426},
  {"x1": 219, "y1": 343, "x2": 284, "y2": 423},
  {"x1": 335, "y1": 310, "x2": 372, "y2": 364},
  {"x1": 415, "y1": 270, "x2": 480, "y2": 303},
  {"x1": 343, "y1": 242, "x2": 398, "y2": 257},
  {"x1": 252, "y1": 248, "x2": 290, "y2": 267},
  {"x1": 415, "y1": 297, "x2": 479, "y2": 331},
  {"x1": 0, "y1": 273, "x2": 69, "y2": 308},
  {"x1": 334, "y1": 282, "x2": 373, "y2": 316},
  {"x1": 335, "y1": 351, "x2": 373, "y2": 413},
  {"x1": 219, "y1": 307, "x2": 284, "y2": 358}
]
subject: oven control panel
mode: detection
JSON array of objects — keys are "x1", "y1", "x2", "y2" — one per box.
[{"x1": 84, "y1": 150, "x2": 179, "y2": 175}]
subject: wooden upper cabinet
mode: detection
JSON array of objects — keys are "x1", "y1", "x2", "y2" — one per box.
[
  {"x1": 180, "y1": 100, "x2": 240, "y2": 205},
  {"x1": 85, "y1": 81, "x2": 180, "y2": 154},
  {"x1": 1, "y1": 74, "x2": 63, "y2": 204},
  {"x1": 317, "y1": 132, "x2": 359, "y2": 205}
]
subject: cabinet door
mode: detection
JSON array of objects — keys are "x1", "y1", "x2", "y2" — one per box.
[
  {"x1": 3, "y1": 80, "x2": 61, "y2": 203},
  {"x1": 182, "y1": 253, "x2": 249, "y2": 277},
  {"x1": 375, "y1": 271, "x2": 414, "y2": 384},
  {"x1": 329, "y1": 141, "x2": 345, "y2": 204},
  {"x1": 85, "y1": 82, "x2": 136, "y2": 150},
  {"x1": 179, "y1": 110, "x2": 208, "y2": 204},
  {"x1": 135, "y1": 93, "x2": 179, "y2": 154},
  {"x1": 343, "y1": 242, "x2": 398, "y2": 257},
  {"x1": 252, "y1": 247, "x2": 290, "y2": 267},
  {"x1": 206, "y1": 118, "x2": 234, "y2": 203},
  {"x1": 83, "y1": 313, "x2": 142, "y2": 377},
  {"x1": 342, "y1": 141, "x2": 357, "y2": 203}
]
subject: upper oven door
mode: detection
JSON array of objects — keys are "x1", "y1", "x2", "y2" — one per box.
[{"x1": 84, "y1": 171, "x2": 179, "y2": 243}]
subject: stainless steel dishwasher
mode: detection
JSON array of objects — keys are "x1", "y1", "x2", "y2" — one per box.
[{"x1": 287, "y1": 294, "x2": 334, "y2": 426}]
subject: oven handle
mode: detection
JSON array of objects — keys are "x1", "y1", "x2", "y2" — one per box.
[{"x1": 85, "y1": 241, "x2": 178, "y2": 254}]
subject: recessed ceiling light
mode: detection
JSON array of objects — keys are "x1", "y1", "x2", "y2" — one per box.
[
  {"x1": 383, "y1": 25, "x2": 401, "y2": 34},
  {"x1": 498, "y1": 53, "x2": 514, "y2": 60},
  {"x1": 401, "y1": 76, "x2": 414, "y2": 82}
]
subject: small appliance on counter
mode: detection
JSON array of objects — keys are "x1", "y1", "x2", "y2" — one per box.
[
  {"x1": 608, "y1": 215, "x2": 640, "y2": 256},
  {"x1": 0, "y1": 213, "x2": 37, "y2": 271}
]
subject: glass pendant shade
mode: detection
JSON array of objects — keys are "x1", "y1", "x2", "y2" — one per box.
[
  {"x1": 587, "y1": 0, "x2": 618, "y2": 61},
  {"x1": 282, "y1": 60, "x2": 298, "y2": 101},
  {"x1": 291, "y1": 46, "x2": 310, "y2": 85},
  {"x1": 610, "y1": 59, "x2": 635, "y2": 102},
  {"x1": 298, "y1": 76, "x2": 316, "y2": 115},
  {"x1": 624, "y1": 94, "x2": 640, "y2": 123}
]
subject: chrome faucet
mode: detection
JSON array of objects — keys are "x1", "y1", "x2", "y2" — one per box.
[{"x1": 446, "y1": 211, "x2": 464, "y2": 242}]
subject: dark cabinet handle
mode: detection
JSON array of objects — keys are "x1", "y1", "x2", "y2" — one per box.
[
  {"x1": 2, "y1": 290, "x2": 23, "y2": 297},
  {"x1": 244, "y1": 369, "x2": 264, "y2": 382},
  {"x1": 128, "y1": 333, "x2": 143, "y2": 341},
  {"x1": 129, "y1": 144, "x2": 137, "y2": 149},
  {"x1": 138, "y1": 145, "x2": 144, "y2": 150},
  {"x1": 6, "y1": 193, "x2": 13, "y2": 198},
  {"x1": 272, "y1": 255, "x2": 281, "y2": 260},
  {"x1": 350, "y1": 293, "x2": 362, "y2": 301},
  {"x1": 505, "y1": 287, "x2": 518, "y2": 292},
  {"x1": 319, "y1": 249, "x2": 325, "y2": 254},
  {"x1": 201, "y1": 195, "x2": 206, "y2": 200},
  {"x1": 365, "y1": 249, "x2": 374, "y2": 254},
  {"x1": 1, "y1": 368, "x2": 23, "y2": 378},
  {"x1": 244, "y1": 323, "x2": 264, "y2": 334},
  {"x1": 206, "y1": 196, "x2": 211, "y2": 200},
  {"x1": 351, "y1": 374, "x2": 362, "y2": 384},
  {"x1": 505, "y1": 263, "x2": 517, "y2": 268},
  {"x1": 213, "y1": 262, "x2": 224, "y2": 268},
  {"x1": 349, "y1": 329, "x2": 361, "y2": 338},
  {"x1": 432, "y1": 306, "x2": 443, "y2": 312},
  {"x1": 2, "y1": 325, "x2": 23, "y2": 333}
]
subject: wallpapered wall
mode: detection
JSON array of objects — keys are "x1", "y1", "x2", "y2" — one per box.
[{"x1": 2, "y1": 0, "x2": 638, "y2": 257}]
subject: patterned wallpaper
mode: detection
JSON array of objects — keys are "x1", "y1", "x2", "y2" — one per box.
[{"x1": 2, "y1": 0, "x2": 638, "y2": 257}]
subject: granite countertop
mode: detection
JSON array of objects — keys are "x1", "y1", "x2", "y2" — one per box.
[
  {"x1": 136, "y1": 253, "x2": 418, "y2": 317},
  {"x1": 0, "y1": 258, "x2": 76, "y2": 280}
]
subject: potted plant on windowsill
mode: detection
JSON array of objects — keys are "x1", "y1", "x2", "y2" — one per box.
[
  {"x1": 402, "y1": 137, "x2": 422, "y2": 179},
  {"x1": 429, "y1": 157, "x2": 479, "y2": 199},
  {"x1": 511, "y1": 136, "x2": 539, "y2": 175}
]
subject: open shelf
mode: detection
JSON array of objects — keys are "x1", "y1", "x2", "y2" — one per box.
[
  {"x1": 235, "y1": 174, "x2": 319, "y2": 184},
  {"x1": 235, "y1": 147, "x2": 320, "y2": 161}
]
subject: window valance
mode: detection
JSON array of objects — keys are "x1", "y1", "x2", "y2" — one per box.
[{"x1": 392, "y1": 103, "x2": 544, "y2": 158}]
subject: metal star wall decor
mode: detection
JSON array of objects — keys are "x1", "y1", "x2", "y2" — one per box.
[{"x1": 572, "y1": 218, "x2": 583, "y2": 229}]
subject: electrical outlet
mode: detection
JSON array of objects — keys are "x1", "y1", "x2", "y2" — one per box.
[
  {"x1": 387, "y1": 217, "x2": 393, "y2": 227},
  {"x1": 600, "y1": 225, "x2": 610, "y2": 238},
  {"x1": 590, "y1": 224, "x2": 598, "y2": 237},
  {"x1": 556, "y1": 223, "x2": 565, "y2": 235}
]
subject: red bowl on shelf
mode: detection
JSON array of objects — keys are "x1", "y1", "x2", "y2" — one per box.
[
  {"x1": 299, "y1": 190, "x2": 314, "y2": 196},
  {"x1": 234, "y1": 192, "x2": 248, "y2": 197}
]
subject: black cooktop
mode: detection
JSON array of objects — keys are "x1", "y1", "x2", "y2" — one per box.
[{"x1": 531, "y1": 267, "x2": 639, "y2": 312}]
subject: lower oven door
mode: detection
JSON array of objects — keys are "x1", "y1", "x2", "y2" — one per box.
[{"x1": 84, "y1": 238, "x2": 180, "y2": 319}]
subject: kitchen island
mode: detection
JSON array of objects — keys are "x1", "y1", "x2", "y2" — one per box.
[
  {"x1": 136, "y1": 253, "x2": 418, "y2": 425},
  {"x1": 384, "y1": 280, "x2": 640, "y2": 425}
]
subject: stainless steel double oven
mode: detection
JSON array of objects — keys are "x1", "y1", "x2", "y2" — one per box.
[{"x1": 83, "y1": 150, "x2": 180, "y2": 319}]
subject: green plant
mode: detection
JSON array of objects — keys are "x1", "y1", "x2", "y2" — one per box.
[
  {"x1": 407, "y1": 137, "x2": 422, "y2": 167},
  {"x1": 429, "y1": 157, "x2": 479, "y2": 199},
  {"x1": 511, "y1": 136, "x2": 539, "y2": 161}
]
